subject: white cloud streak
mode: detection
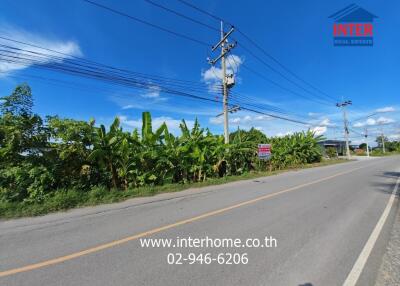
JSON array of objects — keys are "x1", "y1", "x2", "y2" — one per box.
[
  {"x1": 376, "y1": 106, "x2": 395, "y2": 113},
  {"x1": 0, "y1": 24, "x2": 82, "y2": 76},
  {"x1": 141, "y1": 85, "x2": 161, "y2": 98},
  {"x1": 201, "y1": 54, "x2": 243, "y2": 86},
  {"x1": 311, "y1": 126, "x2": 327, "y2": 136},
  {"x1": 209, "y1": 114, "x2": 272, "y2": 125},
  {"x1": 119, "y1": 115, "x2": 194, "y2": 135},
  {"x1": 353, "y1": 116, "x2": 395, "y2": 127}
]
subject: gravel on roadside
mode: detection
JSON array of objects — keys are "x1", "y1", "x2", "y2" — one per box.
[{"x1": 375, "y1": 204, "x2": 400, "y2": 286}]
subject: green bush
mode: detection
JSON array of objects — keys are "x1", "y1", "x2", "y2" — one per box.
[
  {"x1": 88, "y1": 185, "x2": 109, "y2": 203},
  {"x1": 0, "y1": 163, "x2": 55, "y2": 203},
  {"x1": 47, "y1": 189, "x2": 86, "y2": 210},
  {"x1": 326, "y1": 147, "x2": 337, "y2": 158}
]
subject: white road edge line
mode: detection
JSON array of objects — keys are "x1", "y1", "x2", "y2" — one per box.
[{"x1": 343, "y1": 172, "x2": 400, "y2": 286}]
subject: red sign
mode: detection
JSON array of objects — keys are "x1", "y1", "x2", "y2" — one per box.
[{"x1": 258, "y1": 144, "x2": 271, "y2": 160}]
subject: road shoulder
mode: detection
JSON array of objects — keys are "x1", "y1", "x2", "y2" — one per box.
[{"x1": 375, "y1": 200, "x2": 400, "y2": 286}]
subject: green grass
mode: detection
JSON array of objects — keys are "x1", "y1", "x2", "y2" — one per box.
[
  {"x1": 0, "y1": 158, "x2": 349, "y2": 219},
  {"x1": 370, "y1": 150, "x2": 400, "y2": 157}
]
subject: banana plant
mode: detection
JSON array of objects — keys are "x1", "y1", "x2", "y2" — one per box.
[{"x1": 88, "y1": 117, "x2": 121, "y2": 189}]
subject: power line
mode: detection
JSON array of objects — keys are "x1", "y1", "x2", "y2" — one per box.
[
  {"x1": 350, "y1": 112, "x2": 379, "y2": 123},
  {"x1": 0, "y1": 47, "x2": 221, "y2": 102},
  {"x1": 143, "y1": 0, "x2": 218, "y2": 32},
  {"x1": 224, "y1": 49, "x2": 310, "y2": 121},
  {"x1": 0, "y1": 40, "x2": 311, "y2": 126},
  {"x1": 240, "y1": 63, "x2": 333, "y2": 107},
  {"x1": 83, "y1": 0, "x2": 336, "y2": 110},
  {"x1": 235, "y1": 28, "x2": 338, "y2": 102},
  {"x1": 0, "y1": 40, "x2": 221, "y2": 92},
  {"x1": 82, "y1": 0, "x2": 211, "y2": 46},
  {"x1": 239, "y1": 106, "x2": 310, "y2": 126},
  {"x1": 237, "y1": 42, "x2": 336, "y2": 106},
  {"x1": 176, "y1": 0, "x2": 224, "y2": 22},
  {"x1": 175, "y1": 0, "x2": 337, "y2": 104},
  {"x1": 140, "y1": 0, "x2": 336, "y2": 107}
]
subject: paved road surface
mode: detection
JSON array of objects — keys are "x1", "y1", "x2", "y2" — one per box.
[{"x1": 0, "y1": 156, "x2": 399, "y2": 286}]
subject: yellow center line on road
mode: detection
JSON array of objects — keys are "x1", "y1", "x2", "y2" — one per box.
[{"x1": 0, "y1": 162, "x2": 378, "y2": 278}]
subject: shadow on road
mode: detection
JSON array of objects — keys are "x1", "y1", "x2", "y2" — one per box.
[
  {"x1": 298, "y1": 283, "x2": 313, "y2": 286},
  {"x1": 373, "y1": 171, "x2": 400, "y2": 197},
  {"x1": 380, "y1": 171, "x2": 400, "y2": 179}
]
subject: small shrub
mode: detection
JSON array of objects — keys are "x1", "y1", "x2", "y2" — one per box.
[
  {"x1": 326, "y1": 147, "x2": 337, "y2": 158},
  {"x1": 48, "y1": 189, "x2": 85, "y2": 210},
  {"x1": 88, "y1": 185, "x2": 109, "y2": 203}
]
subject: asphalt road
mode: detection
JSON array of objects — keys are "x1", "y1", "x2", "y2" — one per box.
[{"x1": 0, "y1": 156, "x2": 399, "y2": 286}]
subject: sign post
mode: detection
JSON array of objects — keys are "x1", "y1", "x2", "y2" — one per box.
[{"x1": 258, "y1": 144, "x2": 271, "y2": 160}]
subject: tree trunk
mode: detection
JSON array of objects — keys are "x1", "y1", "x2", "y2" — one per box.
[
  {"x1": 109, "y1": 161, "x2": 118, "y2": 189},
  {"x1": 124, "y1": 178, "x2": 128, "y2": 191}
]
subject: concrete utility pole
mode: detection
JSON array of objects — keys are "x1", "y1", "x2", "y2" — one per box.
[
  {"x1": 381, "y1": 129, "x2": 386, "y2": 153},
  {"x1": 220, "y1": 22, "x2": 229, "y2": 144},
  {"x1": 337, "y1": 100, "x2": 352, "y2": 159},
  {"x1": 364, "y1": 127, "x2": 370, "y2": 157},
  {"x1": 209, "y1": 22, "x2": 235, "y2": 144}
]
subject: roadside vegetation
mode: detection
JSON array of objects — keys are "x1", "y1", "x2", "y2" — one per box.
[
  {"x1": 1, "y1": 84, "x2": 343, "y2": 218},
  {"x1": 353, "y1": 141, "x2": 400, "y2": 157}
]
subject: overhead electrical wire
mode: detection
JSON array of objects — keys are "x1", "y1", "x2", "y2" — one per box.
[
  {"x1": 145, "y1": 0, "x2": 336, "y2": 107},
  {"x1": 2, "y1": 0, "x2": 329, "y2": 126},
  {"x1": 143, "y1": 0, "x2": 219, "y2": 32},
  {"x1": 82, "y1": 0, "x2": 211, "y2": 47},
  {"x1": 0, "y1": 42, "x2": 222, "y2": 95},
  {"x1": 236, "y1": 43, "x2": 336, "y2": 106},
  {"x1": 239, "y1": 106, "x2": 310, "y2": 126},
  {"x1": 176, "y1": 0, "x2": 224, "y2": 22},
  {"x1": 240, "y1": 63, "x2": 332, "y2": 107},
  {"x1": 173, "y1": 0, "x2": 339, "y2": 107},
  {"x1": 224, "y1": 56, "x2": 308, "y2": 120},
  {"x1": 234, "y1": 28, "x2": 339, "y2": 103},
  {"x1": 85, "y1": 0, "x2": 337, "y2": 108},
  {"x1": 0, "y1": 39, "x2": 311, "y2": 126},
  {"x1": 0, "y1": 47, "x2": 221, "y2": 104},
  {"x1": 0, "y1": 37, "x2": 218, "y2": 91},
  {"x1": 219, "y1": 46, "x2": 310, "y2": 122}
]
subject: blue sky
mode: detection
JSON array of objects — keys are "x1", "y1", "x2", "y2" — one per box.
[{"x1": 0, "y1": 0, "x2": 399, "y2": 145}]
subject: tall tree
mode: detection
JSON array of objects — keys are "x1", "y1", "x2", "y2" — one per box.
[
  {"x1": 0, "y1": 84, "x2": 47, "y2": 163},
  {"x1": 0, "y1": 83, "x2": 33, "y2": 116}
]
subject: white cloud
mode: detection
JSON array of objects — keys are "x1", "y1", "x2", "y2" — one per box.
[
  {"x1": 231, "y1": 117, "x2": 241, "y2": 124},
  {"x1": 209, "y1": 116, "x2": 223, "y2": 125},
  {"x1": 376, "y1": 106, "x2": 395, "y2": 113},
  {"x1": 311, "y1": 126, "x2": 327, "y2": 136},
  {"x1": 142, "y1": 85, "x2": 161, "y2": 98},
  {"x1": 353, "y1": 116, "x2": 395, "y2": 127},
  {"x1": 376, "y1": 116, "x2": 395, "y2": 125},
  {"x1": 388, "y1": 134, "x2": 400, "y2": 140},
  {"x1": 119, "y1": 115, "x2": 194, "y2": 135},
  {"x1": 354, "y1": 118, "x2": 376, "y2": 127},
  {"x1": 201, "y1": 54, "x2": 243, "y2": 87},
  {"x1": 209, "y1": 114, "x2": 272, "y2": 126},
  {"x1": 202, "y1": 66, "x2": 222, "y2": 82},
  {"x1": 276, "y1": 131, "x2": 294, "y2": 137},
  {"x1": 353, "y1": 122, "x2": 365, "y2": 128},
  {"x1": 112, "y1": 93, "x2": 218, "y2": 117},
  {"x1": 225, "y1": 54, "x2": 242, "y2": 73},
  {"x1": 0, "y1": 25, "x2": 82, "y2": 76},
  {"x1": 318, "y1": 118, "x2": 336, "y2": 127}
]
